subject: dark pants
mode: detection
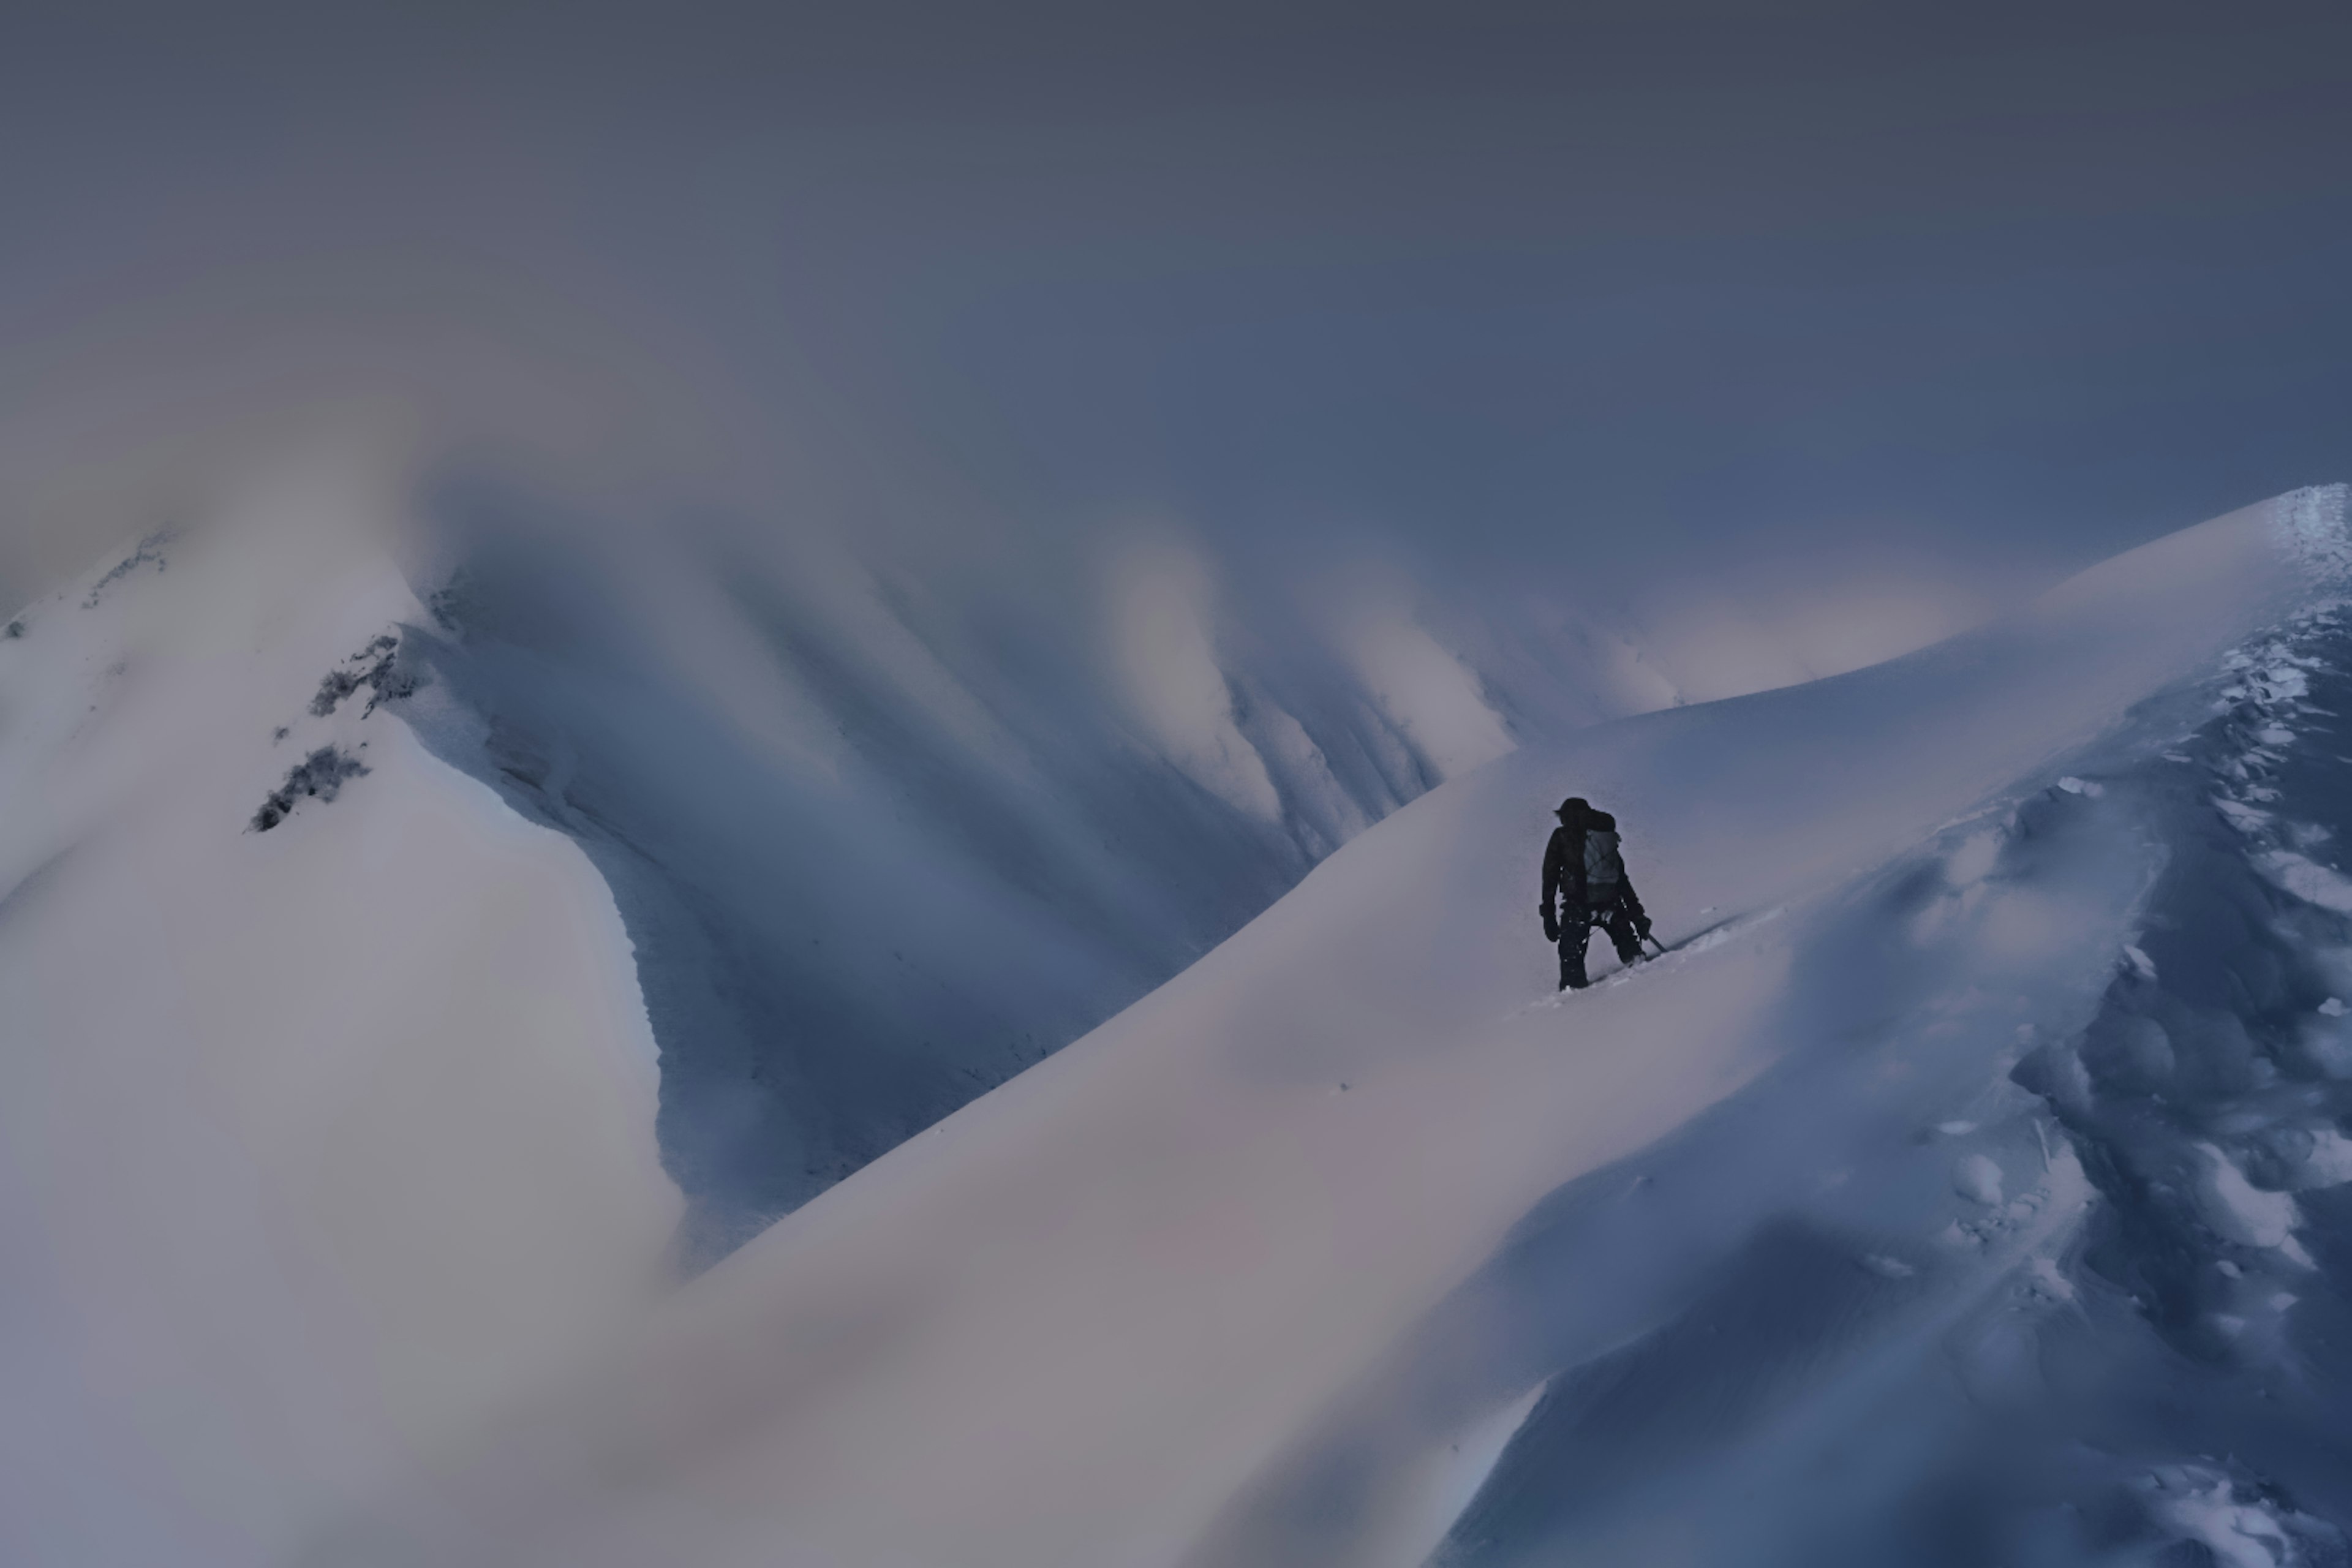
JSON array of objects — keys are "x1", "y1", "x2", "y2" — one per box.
[{"x1": 1559, "y1": 906, "x2": 1644, "y2": 989}]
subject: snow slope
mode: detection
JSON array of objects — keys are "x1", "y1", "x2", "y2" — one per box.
[
  {"x1": 400, "y1": 480, "x2": 1947, "y2": 1257},
  {"x1": 0, "y1": 454, "x2": 2043, "y2": 1561},
  {"x1": 0, "y1": 463, "x2": 680, "y2": 1566},
  {"x1": 1439, "y1": 589, "x2": 2352, "y2": 1565},
  {"x1": 326, "y1": 486, "x2": 2352, "y2": 1567}
]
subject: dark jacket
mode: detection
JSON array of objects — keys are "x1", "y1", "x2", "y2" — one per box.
[{"x1": 1542, "y1": 808, "x2": 1646, "y2": 922}]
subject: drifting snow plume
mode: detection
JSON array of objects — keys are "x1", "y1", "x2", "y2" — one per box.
[
  {"x1": 1105, "y1": 530, "x2": 1283, "y2": 820},
  {"x1": 1330, "y1": 590, "x2": 1515, "y2": 780}
]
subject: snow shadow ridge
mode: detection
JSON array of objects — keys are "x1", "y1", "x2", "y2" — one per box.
[{"x1": 392, "y1": 484, "x2": 1311, "y2": 1268}]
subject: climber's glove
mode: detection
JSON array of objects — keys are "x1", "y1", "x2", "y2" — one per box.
[{"x1": 1540, "y1": 904, "x2": 1561, "y2": 944}]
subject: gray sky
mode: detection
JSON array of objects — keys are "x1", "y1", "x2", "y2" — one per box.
[{"x1": 4, "y1": 0, "x2": 2350, "y2": 611}]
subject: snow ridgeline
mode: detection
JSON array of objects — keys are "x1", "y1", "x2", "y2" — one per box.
[
  {"x1": 296, "y1": 488, "x2": 2352, "y2": 1568},
  {"x1": 0, "y1": 451, "x2": 2056, "y2": 1566},
  {"x1": 0, "y1": 470, "x2": 680, "y2": 1567},
  {"x1": 399, "y1": 477, "x2": 1943, "y2": 1259},
  {"x1": 4, "y1": 478, "x2": 2346, "y2": 1566},
  {"x1": 1439, "y1": 599, "x2": 2352, "y2": 1566}
]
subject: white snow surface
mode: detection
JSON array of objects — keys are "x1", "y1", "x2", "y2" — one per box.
[
  {"x1": 2258, "y1": 848, "x2": 2352, "y2": 913},
  {"x1": 0, "y1": 465, "x2": 680, "y2": 1566},
  {"x1": 2193, "y1": 1142, "x2": 2303, "y2": 1253},
  {"x1": 310, "y1": 489, "x2": 2348, "y2": 1567},
  {"x1": 1953, "y1": 1153, "x2": 2007, "y2": 1207},
  {"x1": 2, "y1": 476, "x2": 2345, "y2": 1566}
]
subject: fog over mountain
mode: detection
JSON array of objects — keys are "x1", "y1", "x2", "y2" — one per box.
[
  {"x1": 6, "y1": 0, "x2": 2351, "y2": 611},
  {"x1": 7, "y1": 4, "x2": 2352, "y2": 1564}
]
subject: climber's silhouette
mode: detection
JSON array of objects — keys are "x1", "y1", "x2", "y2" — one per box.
[{"x1": 1540, "y1": 796, "x2": 1653, "y2": 990}]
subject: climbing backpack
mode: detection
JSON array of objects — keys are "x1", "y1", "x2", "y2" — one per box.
[{"x1": 1583, "y1": 827, "x2": 1624, "y2": 905}]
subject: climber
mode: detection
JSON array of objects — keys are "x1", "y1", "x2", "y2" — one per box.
[{"x1": 1540, "y1": 796, "x2": 1653, "y2": 990}]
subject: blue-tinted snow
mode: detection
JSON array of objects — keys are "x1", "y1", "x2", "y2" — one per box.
[
  {"x1": 394, "y1": 475, "x2": 1839, "y2": 1259},
  {"x1": 311, "y1": 490, "x2": 2352, "y2": 1567},
  {"x1": 399, "y1": 492, "x2": 1398, "y2": 1258},
  {"x1": 1435, "y1": 619, "x2": 2352, "y2": 1567}
]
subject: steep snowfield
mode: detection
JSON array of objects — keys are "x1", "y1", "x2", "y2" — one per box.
[
  {"x1": 321, "y1": 486, "x2": 2352, "y2": 1567},
  {"x1": 0, "y1": 455, "x2": 2033, "y2": 1562},
  {"x1": 402, "y1": 484, "x2": 1951, "y2": 1256},
  {"x1": 10, "y1": 479, "x2": 2348, "y2": 1566},
  {"x1": 0, "y1": 466, "x2": 680, "y2": 1566}
]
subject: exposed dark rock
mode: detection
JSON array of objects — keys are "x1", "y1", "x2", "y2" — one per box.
[
  {"x1": 309, "y1": 631, "x2": 424, "y2": 717},
  {"x1": 249, "y1": 747, "x2": 370, "y2": 832},
  {"x1": 83, "y1": 530, "x2": 173, "y2": 608}
]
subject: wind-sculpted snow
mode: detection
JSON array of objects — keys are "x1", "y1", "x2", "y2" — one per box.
[
  {"x1": 1436, "y1": 614, "x2": 2352, "y2": 1567},
  {"x1": 2279, "y1": 483, "x2": 2352, "y2": 587},
  {"x1": 9, "y1": 476, "x2": 2350, "y2": 1566},
  {"x1": 398, "y1": 478, "x2": 1904, "y2": 1257},
  {"x1": 303, "y1": 487, "x2": 2352, "y2": 1567}
]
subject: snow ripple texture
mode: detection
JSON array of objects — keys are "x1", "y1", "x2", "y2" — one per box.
[{"x1": 2275, "y1": 483, "x2": 2352, "y2": 589}]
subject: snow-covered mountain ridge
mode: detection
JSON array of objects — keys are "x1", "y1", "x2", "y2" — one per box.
[
  {"x1": 4, "y1": 461, "x2": 1935, "y2": 1286},
  {"x1": 0, "y1": 456, "x2": 2015, "y2": 1559},
  {"x1": 396, "y1": 478, "x2": 1973, "y2": 1255},
  {"x1": 0, "y1": 473, "x2": 681, "y2": 1565},
  {"x1": 290, "y1": 483, "x2": 2352, "y2": 1567},
  {"x1": 5, "y1": 478, "x2": 2349, "y2": 1566}
]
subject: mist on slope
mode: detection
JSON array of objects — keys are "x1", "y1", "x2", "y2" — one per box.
[
  {"x1": 0, "y1": 428, "x2": 2041, "y2": 1564},
  {"x1": 90, "y1": 428, "x2": 2010, "y2": 1257},
  {"x1": 284, "y1": 489, "x2": 2352, "y2": 1568},
  {"x1": 0, "y1": 155, "x2": 2039, "y2": 1257},
  {"x1": 10, "y1": 6, "x2": 2352, "y2": 1555},
  {"x1": 0, "y1": 146, "x2": 2036, "y2": 1265}
]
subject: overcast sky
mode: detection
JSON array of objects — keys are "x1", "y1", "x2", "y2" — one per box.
[{"x1": 3, "y1": 0, "x2": 2349, "y2": 612}]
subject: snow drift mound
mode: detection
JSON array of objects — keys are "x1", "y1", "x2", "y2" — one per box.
[{"x1": 323, "y1": 487, "x2": 2351, "y2": 1568}]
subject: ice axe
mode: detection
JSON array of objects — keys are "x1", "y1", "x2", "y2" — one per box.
[{"x1": 1641, "y1": 931, "x2": 1668, "y2": 959}]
